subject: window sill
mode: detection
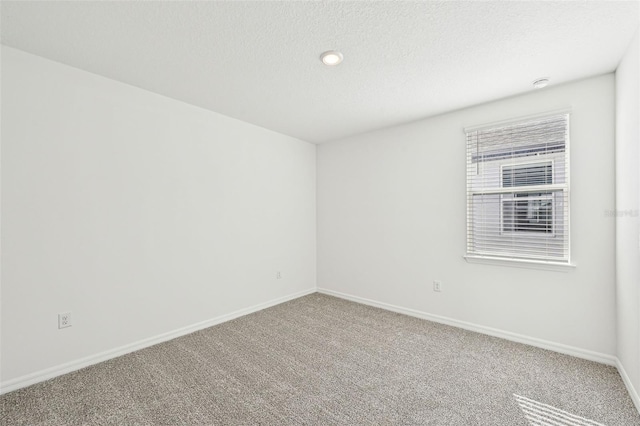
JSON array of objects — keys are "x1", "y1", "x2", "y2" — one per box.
[{"x1": 463, "y1": 255, "x2": 576, "y2": 272}]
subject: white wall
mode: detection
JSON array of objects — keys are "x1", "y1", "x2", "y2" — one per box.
[
  {"x1": 616, "y1": 29, "x2": 640, "y2": 405},
  {"x1": 318, "y1": 74, "x2": 616, "y2": 358},
  {"x1": 0, "y1": 47, "x2": 316, "y2": 385}
]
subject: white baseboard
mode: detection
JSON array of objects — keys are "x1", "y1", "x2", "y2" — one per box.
[
  {"x1": 616, "y1": 357, "x2": 640, "y2": 414},
  {"x1": 0, "y1": 288, "x2": 315, "y2": 395},
  {"x1": 317, "y1": 288, "x2": 617, "y2": 367}
]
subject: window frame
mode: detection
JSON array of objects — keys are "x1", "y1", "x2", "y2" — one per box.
[{"x1": 463, "y1": 109, "x2": 574, "y2": 270}]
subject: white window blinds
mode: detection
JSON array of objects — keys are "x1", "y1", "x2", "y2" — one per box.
[{"x1": 465, "y1": 113, "x2": 570, "y2": 263}]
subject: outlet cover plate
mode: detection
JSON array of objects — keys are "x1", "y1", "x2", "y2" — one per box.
[{"x1": 58, "y1": 312, "x2": 72, "y2": 329}]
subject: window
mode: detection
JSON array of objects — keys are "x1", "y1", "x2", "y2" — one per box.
[
  {"x1": 465, "y1": 112, "x2": 570, "y2": 264},
  {"x1": 501, "y1": 162, "x2": 554, "y2": 234}
]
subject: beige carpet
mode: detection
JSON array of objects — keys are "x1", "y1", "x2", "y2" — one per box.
[{"x1": 1, "y1": 293, "x2": 638, "y2": 425}]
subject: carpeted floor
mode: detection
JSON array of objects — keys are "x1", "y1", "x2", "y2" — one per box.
[{"x1": 1, "y1": 293, "x2": 638, "y2": 425}]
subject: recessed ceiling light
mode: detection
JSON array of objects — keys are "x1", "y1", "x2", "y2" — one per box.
[
  {"x1": 320, "y1": 50, "x2": 343, "y2": 66},
  {"x1": 533, "y1": 78, "x2": 550, "y2": 89}
]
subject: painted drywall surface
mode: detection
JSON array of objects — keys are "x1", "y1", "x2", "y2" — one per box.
[
  {"x1": 616, "y1": 29, "x2": 640, "y2": 397},
  {"x1": 318, "y1": 74, "x2": 616, "y2": 355},
  {"x1": 0, "y1": 47, "x2": 316, "y2": 382}
]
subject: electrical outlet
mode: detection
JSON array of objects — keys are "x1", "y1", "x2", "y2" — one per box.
[
  {"x1": 58, "y1": 312, "x2": 72, "y2": 329},
  {"x1": 433, "y1": 281, "x2": 442, "y2": 292},
  {"x1": 276, "y1": 271, "x2": 282, "y2": 279}
]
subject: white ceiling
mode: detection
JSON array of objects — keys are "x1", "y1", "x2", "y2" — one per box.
[{"x1": 1, "y1": 1, "x2": 638, "y2": 143}]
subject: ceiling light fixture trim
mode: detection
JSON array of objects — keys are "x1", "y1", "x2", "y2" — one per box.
[
  {"x1": 533, "y1": 78, "x2": 550, "y2": 89},
  {"x1": 320, "y1": 50, "x2": 343, "y2": 66}
]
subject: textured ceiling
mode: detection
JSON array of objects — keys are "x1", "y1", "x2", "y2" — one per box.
[{"x1": 1, "y1": 1, "x2": 638, "y2": 143}]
